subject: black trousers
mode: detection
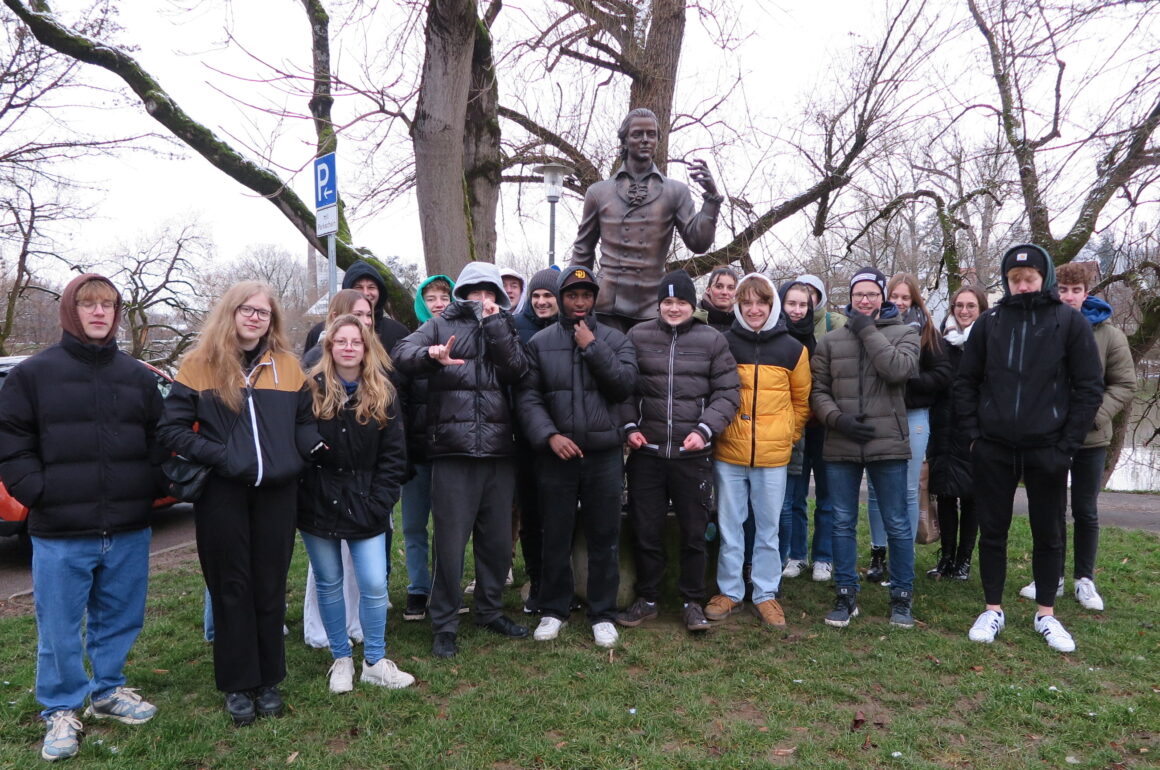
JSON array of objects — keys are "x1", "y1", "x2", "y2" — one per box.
[
  {"x1": 973, "y1": 440, "x2": 1068, "y2": 607},
  {"x1": 196, "y1": 475, "x2": 296, "y2": 693},
  {"x1": 429, "y1": 457, "x2": 515, "y2": 633},
  {"x1": 537, "y1": 448, "x2": 623, "y2": 624},
  {"x1": 937, "y1": 495, "x2": 977, "y2": 565},
  {"x1": 514, "y1": 442, "x2": 543, "y2": 592},
  {"x1": 626, "y1": 452, "x2": 713, "y2": 603},
  {"x1": 1066, "y1": 446, "x2": 1105, "y2": 580}
]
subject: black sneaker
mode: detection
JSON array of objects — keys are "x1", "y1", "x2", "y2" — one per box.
[
  {"x1": 616, "y1": 597, "x2": 659, "y2": 628},
  {"x1": 889, "y1": 589, "x2": 915, "y2": 628},
  {"x1": 403, "y1": 593, "x2": 428, "y2": 621},
  {"x1": 950, "y1": 559, "x2": 971, "y2": 581},
  {"x1": 479, "y1": 615, "x2": 530, "y2": 638},
  {"x1": 682, "y1": 602, "x2": 711, "y2": 633},
  {"x1": 865, "y1": 546, "x2": 887, "y2": 584},
  {"x1": 225, "y1": 692, "x2": 256, "y2": 726},
  {"x1": 926, "y1": 553, "x2": 954, "y2": 578},
  {"x1": 824, "y1": 586, "x2": 860, "y2": 628},
  {"x1": 433, "y1": 631, "x2": 457, "y2": 658},
  {"x1": 253, "y1": 686, "x2": 283, "y2": 718}
]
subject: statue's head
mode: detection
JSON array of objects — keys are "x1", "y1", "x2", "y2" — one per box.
[{"x1": 617, "y1": 108, "x2": 659, "y2": 165}]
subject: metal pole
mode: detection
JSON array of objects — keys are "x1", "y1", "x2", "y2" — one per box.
[
  {"x1": 548, "y1": 199, "x2": 557, "y2": 267},
  {"x1": 327, "y1": 234, "x2": 338, "y2": 299}
]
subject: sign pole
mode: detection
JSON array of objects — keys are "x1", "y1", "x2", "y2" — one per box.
[
  {"x1": 327, "y1": 234, "x2": 337, "y2": 299},
  {"x1": 314, "y1": 152, "x2": 339, "y2": 299}
]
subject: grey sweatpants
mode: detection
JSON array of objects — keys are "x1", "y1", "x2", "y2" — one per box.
[{"x1": 429, "y1": 456, "x2": 516, "y2": 633}]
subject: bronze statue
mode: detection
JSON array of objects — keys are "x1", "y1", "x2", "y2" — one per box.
[{"x1": 572, "y1": 108, "x2": 723, "y2": 333}]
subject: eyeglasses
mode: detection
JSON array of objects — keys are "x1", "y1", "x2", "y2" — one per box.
[
  {"x1": 237, "y1": 305, "x2": 272, "y2": 320},
  {"x1": 77, "y1": 300, "x2": 115, "y2": 311},
  {"x1": 333, "y1": 338, "x2": 364, "y2": 349},
  {"x1": 953, "y1": 302, "x2": 979, "y2": 310},
  {"x1": 851, "y1": 292, "x2": 880, "y2": 302}
]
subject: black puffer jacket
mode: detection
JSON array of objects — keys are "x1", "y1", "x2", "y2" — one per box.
[
  {"x1": 0, "y1": 333, "x2": 164, "y2": 538},
  {"x1": 392, "y1": 301, "x2": 529, "y2": 458},
  {"x1": 955, "y1": 291, "x2": 1103, "y2": 454},
  {"x1": 297, "y1": 383, "x2": 407, "y2": 540},
  {"x1": 619, "y1": 317, "x2": 740, "y2": 459},
  {"x1": 517, "y1": 315, "x2": 637, "y2": 452},
  {"x1": 928, "y1": 340, "x2": 972, "y2": 497}
]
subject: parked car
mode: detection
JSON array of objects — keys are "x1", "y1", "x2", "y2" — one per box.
[{"x1": 0, "y1": 355, "x2": 177, "y2": 542}]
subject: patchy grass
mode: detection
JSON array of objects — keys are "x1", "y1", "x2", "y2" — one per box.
[{"x1": 0, "y1": 516, "x2": 1157, "y2": 768}]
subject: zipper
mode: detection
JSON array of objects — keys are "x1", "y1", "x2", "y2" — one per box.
[
  {"x1": 666, "y1": 326, "x2": 677, "y2": 455},
  {"x1": 749, "y1": 337, "x2": 760, "y2": 467},
  {"x1": 244, "y1": 359, "x2": 272, "y2": 486},
  {"x1": 857, "y1": 340, "x2": 866, "y2": 463}
]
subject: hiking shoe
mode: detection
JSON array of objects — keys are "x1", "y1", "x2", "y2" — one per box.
[
  {"x1": 616, "y1": 597, "x2": 659, "y2": 628},
  {"x1": 1019, "y1": 577, "x2": 1064, "y2": 601},
  {"x1": 253, "y1": 686, "x2": 283, "y2": 718},
  {"x1": 812, "y1": 561, "x2": 833, "y2": 582},
  {"x1": 361, "y1": 658, "x2": 415, "y2": 689},
  {"x1": 328, "y1": 656, "x2": 355, "y2": 694},
  {"x1": 433, "y1": 631, "x2": 457, "y2": 658},
  {"x1": 824, "y1": 586, "x2": 859, "y2": 628},
  {"x1": 704, "y1": 594, "x2": 743, "y2": 621},
  {"x1": 781, "y1": 559, "x2": 808, "y2": 578},
  {"x1": 752, "y1": 598, "x2": 786, "y2": 627},
  {"x1": 403, "y1": 593, "x2": 428, "y2": 621},
  {"x1": 865, "y1": 546, "x2": 887, "y2": 584},
  {"x1": 967, "y1": 609, "x2": 1005, "y2": 643},
  {"x1": 1035, "y1": 614, "x2": 1076, "y2": 652},
  {"x1": 534, "y1": 616, "x2": 565, "y2": 641},
  {"x1": 889, "y1": 590, "x2": 915, "y2": 628},
  {"x1": 41, "y1": 710, "x2": 82, "y2": 762},
  {"x1": 225, "y1": 692, "x2": 256, "y2": 726},
  {"x1": 85, "y1": 687, "x2": 156, "y2": 725},
  {"x1": 593, "y1": 622, "x2": 619, "y2": 648},
  {"x1": 682, "y1": 602, "x2": 711, "y2": 633},
  {"x1": 1074, "y1": 577, "x2": 1105, "y2": 611}
]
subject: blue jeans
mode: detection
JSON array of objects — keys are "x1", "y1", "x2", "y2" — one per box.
[
  {"x1": 300, "y1": 532, "x2": 390, "y2": 664},
  {"x1": 867, "y1": 408, "x2": 929, "y2": 546},
  {"x1": 715, "y1": 461, "x2": 787, "y2": 603},
  {"x1": 779, "y1": 471, "x2": 808, "y2": 562},
  {"x1": 827, "y1": 460, "x2": 914, "y2": 593},
  {"x1": 401, "y1": 462, "x2": 432, "y2": 596},
  {"x1": 32, "y1": 529, "x2": 151, "y2": 716},
  {"x1": 779, "y1": 424, "x2": 835, "y2": 564}
]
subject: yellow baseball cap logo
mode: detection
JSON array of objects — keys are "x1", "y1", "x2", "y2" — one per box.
[{"x1": 574, "y1": 269, "x2": 588, "y2": 279}]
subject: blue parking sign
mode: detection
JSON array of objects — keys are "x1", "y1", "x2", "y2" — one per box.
[{"x1": 314, "y1": 153, "x2": 337, "y2": 209}]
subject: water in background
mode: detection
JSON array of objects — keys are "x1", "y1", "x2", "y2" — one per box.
[{"x1": 1107, "y1": 446, "x2": 1160, "y2": 492}]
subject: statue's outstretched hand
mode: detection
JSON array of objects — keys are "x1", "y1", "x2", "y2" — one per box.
[{"x1": 687, "y1": 158, "x2": 719, "y2": 199}]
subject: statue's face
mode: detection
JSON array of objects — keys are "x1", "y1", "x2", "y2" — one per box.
[{"x1": 624, "y1": 117, "x2": 658, "y2": 164}]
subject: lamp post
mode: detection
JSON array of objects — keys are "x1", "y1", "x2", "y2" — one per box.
[{"x1": 533, "y1": 163, "x2": 573, "y2": 266}]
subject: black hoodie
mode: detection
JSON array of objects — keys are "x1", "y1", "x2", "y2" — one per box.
[{"x1": 303, "y1": 260, "x2": 410, "y2": 356}]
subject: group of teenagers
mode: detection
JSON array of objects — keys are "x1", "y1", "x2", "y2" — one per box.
[{"x1": 0, "y1": 238, "x2": 1134, "y2": 762}]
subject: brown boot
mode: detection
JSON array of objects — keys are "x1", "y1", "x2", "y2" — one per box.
[{"x1": 752, "y1": 598, "x2": 786, "y2": 627}]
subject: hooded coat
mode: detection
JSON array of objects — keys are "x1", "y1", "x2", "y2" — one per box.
[
  {"x1": 397, "y1": 273, "x2": 455, "y2": 467},
  {"x1": 303, "y1": 260, "x2": 411, "y2": 355},
  {"x1": 0, "y1": 274, "x2": 165, "y2": 538},
  {"x1": 715, "y1": 274, "x2": 811, "y2": 468},
  {"x1": 954, "y1": 244, "x2": 1104, "y2": 455},
  {"x1": 810, "y1": 302, "x2": 920, "y2": 463},
  {"x1": 1078, "y1": 296, "x2": 1137, "y2": 449},
  {"x1": 392, "y1": 262, "x2": 529, "y2": 458}
]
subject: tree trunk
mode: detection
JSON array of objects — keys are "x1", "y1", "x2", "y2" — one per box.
[
  {"x1": 629, "y1": 0, "x2": 684, "y2": 171},
  {"x1": 411, "y1": 0, "x2": 479, "y2": 278},
  {"x1": 463, "y1": 5, "x2": 501, "y2": 264}
]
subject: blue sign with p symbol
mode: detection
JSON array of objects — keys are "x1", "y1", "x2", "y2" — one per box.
[{"x1": 315, "y1": 153, "x2": 337, "y2": 209}]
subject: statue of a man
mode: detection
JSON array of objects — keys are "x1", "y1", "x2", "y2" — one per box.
[{"x1": 572, "y1": 108, "x2": 723, "y2": 333}]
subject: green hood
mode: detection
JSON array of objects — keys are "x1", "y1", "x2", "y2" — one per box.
[{"x1": 414, "y1": 274, "x2": 456, "y2": 323}]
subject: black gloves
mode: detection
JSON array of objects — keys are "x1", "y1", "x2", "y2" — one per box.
[
  {"x1": 835, "y1": 413, "x2": 876, "y2": 444},
  {"x1": 847, "y1": 311, "x2": 876, "y2": 334}
]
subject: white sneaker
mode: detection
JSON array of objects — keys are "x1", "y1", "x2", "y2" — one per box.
[
  {"x1": 464, "y1": 580, "x2": 476, "y2": 596},
  {"x1": 41, "y1": 710, "x2": 82, "y2": 762},
  {"x1": 781, "y1": 559, "x2": 808, "y2": 578},
  {"x1": 812, "y1": 562, "x2": 833, "y2": 582},
  {"x1": 1074, "y1": 577, "x2": 1105, "y2": 611},
  {"x1": 967, "y1": 609, "x2": 1005, "y2": 643},
  {"x1": 505, "y1": 568, "x2": 514, "y2": 587},
  {"x1": 328, "y1": 656, "x2": 355, "y2": 694},
  {"x1": 1034, "y1": 614, "x2": 1076, "y2": 653},
  {"x1": 361, "y1": 658, "x2": 415, "y2": 689},
  {"x1": 534, "y1": 616, "x2": 564, "y2": 641},
  {"x1": 593, "y1": 621, "x2": 619, "y2": 649},
  {"x1": 1019, "y1": 577, "x2": 1064, "y2": 600}
]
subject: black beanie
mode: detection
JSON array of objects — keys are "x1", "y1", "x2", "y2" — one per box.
[
  {"x1": 657, "y1": 270, "x2": 697, "y2": 306},
  {"x1": 849, "y1": 266, "x2": 887, "y2": 298},
  {"x1": 1001, "y1": 244, "x2": 1049, "y2": 278},
  {"x1": 528, "y1": 267, "x2": 561, "y2": 297}
]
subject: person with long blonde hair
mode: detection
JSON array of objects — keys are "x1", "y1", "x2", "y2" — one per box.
[
  {"x1": 159, "y1": 280, "x2": 322, "y2": 726},
  {"x1": 298, "y1": 315, "x2": 412, "y2": 691}
]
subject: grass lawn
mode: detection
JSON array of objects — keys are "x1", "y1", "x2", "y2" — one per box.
[{"x1": 1, "y1": 514, "x2": 1157, "y2": 769}]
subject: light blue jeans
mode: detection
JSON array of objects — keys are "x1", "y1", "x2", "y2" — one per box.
[
  {"x1": 714, "y1": 460, "x2": 787, "y2": 603},
  {"x1": 300, "y1": 532, "x2": 389, "y2": 664},
  {"x1": 827, "y1": 460, "x2": 914, "y2": 593},
  {"x1": 32, "y1": 529, "x2": 151, "y2": 716},
  {"x1": 867, "y1": 408, "x2": 929, "y2": 546},
  {"x1": 401, "y1": 463, "x2": 433, "y2": 596}
]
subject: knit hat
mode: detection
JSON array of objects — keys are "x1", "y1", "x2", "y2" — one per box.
[
  {"x1": 527, "y1": 266, "x2": 561, "y2": 298},
  {"x1": 657, "y1": 269, "x2": 697, "y2": 306},
  {"x1": 1001, "y1": 244, "x2": 1049, "y2": 279},
  {"x1": 849, "y1": 266, "x2": 887, "y2": 299},
  {"x1": 557, "y1": 265, "x2": 599, "y2": 298}
]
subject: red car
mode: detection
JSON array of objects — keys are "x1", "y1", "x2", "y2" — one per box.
[{"x1": 0, "y1": 356, "x2": 178, "y2": 543}]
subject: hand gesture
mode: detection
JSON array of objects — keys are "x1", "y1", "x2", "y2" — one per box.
[
  {"x1": 626, "y1": 432, "x2": 647, "y2": 450},
  {"x1": 428, "y1": 335, "x2": 466, "y2": 366},
  {"x1": 548, "y1": 433, "x2": 584, "y2": 460},
  {"x1": 574, "y1": 319, "x2": 595, "y2": 349},
  {"x1": 682, "y1": 432, "x2": 706, "y2": 452},
  {"x1": 687, "y1": 158, "x2": 719, "y2": 198},
  {"x1": 480, "y1": 298, "x2": 500, "y2": 317}
]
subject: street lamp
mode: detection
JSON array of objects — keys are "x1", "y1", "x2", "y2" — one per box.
[{"x1": 533, "y1": 163, "x2": 573, "y2": 266}]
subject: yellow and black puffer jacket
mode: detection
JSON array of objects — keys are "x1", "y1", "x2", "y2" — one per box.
[{"x1": 715, "y1": 275, "x2": 812, "y2": 468}]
